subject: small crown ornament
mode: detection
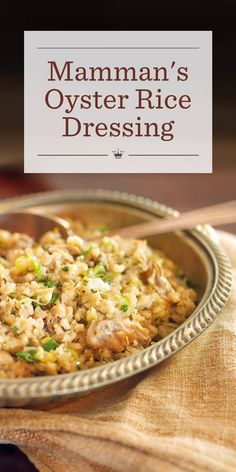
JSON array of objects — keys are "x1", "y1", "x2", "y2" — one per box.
[{"x1": 113, "y1": 149, "x2": 124, "y2": 159}]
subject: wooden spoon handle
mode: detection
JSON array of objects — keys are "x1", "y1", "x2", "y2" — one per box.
[{"x1": 113, "y1": 200, "x2": 236, "y2": 239}]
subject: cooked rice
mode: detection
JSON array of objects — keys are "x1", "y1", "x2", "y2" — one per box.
[{"x1": 0, "y1": 223, "x2": 197, "y2": 378}]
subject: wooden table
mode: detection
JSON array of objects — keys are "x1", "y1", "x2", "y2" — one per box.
[{"x1": 0, "y1": 136, "x2": 235, "y2": 471}]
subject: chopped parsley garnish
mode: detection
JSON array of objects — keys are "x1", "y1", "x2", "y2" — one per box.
[
  {"x1": 16, "y1": 349, "x2": 38, "y2": 364},
  {"x1": 42, "y1": 338, "x2": 59, "y2": 352},
  {"x1": 12, "y1": 325, "x2": 19, "y2": 333}
]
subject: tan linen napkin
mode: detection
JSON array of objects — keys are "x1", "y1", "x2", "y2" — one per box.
[{"x1": 0, "y1": 232, "x2": 236, "y2": 472}]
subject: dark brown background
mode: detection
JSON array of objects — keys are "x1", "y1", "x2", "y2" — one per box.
[{"x1": 0, "y1": 1, "x2": 235, "y2": 470}]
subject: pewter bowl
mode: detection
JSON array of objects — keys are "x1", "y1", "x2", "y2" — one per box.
[{"x1": 0, "y1": 190, "x2": 232, "y2": 407}]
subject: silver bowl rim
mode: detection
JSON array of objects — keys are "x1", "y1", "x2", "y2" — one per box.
[{"x1": 0, "y1": 189, "x2": 232, "y2": 400}]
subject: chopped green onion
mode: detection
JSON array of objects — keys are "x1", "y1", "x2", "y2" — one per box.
[
  {"x1": 32, "y1": 291, "x2": 59, "y2": 309},
  {"x1": 81, "y1": 246, "x2": 93, "y2": 257},
  {"x1": 32, "y1": 300, "x2": 45, "y2": 309},
  {"x1": 62, "y1": 266, "x2": 69, "y2": 272},
  {"x1": 120, "y1": 303, "x2": 129, "y2": 313},
  {"x1": 42, "y1": 338, "x2": 59, "y2": 352},
  {"x1": 103, "y1": 239, "x2": 113, "y2": 248},
  {"x1": 26, "y1": 254, "x2": 43, "y2": 279},
  {"x1": 15, "y1": 254, "x2": 43, "y2": 279},
  {"x1": 39, "y1": 277, "x2": 47, "y2": 284},
  {"x1": 76, "y1": 361, "x2": 81, "y2": 370},
  {"x1": 80, "y1": 319, "x2": 88, "y2": 327},
  {"x1": 39, "y1": 278, "x2": 58, "y2": 288},
  {"x1": 103, "y1": 274, "x2": 113, "y2": 284},
  {"x1": 16, "y1": 349, "x2": 38, "y2": 364},
  {"x1": 12, "y1": 325, "x2": 19, "y2": 333},
  {"x1": 47, "y1": 280, "x2": 58, "y2": 288},
  {"x1": 50, "y1": 292, "x2": 59, "y2": 305},
  {"x1": 67, "y1": 348, "x2": 78, "y2": 360},
  {"x1": 186, "y1": 278, "x2": 195, "y2": 288},
  {"x1": 43, "y1": 245, "x2": 51, "y2": 251},
  {"x1": 32, "y1": 301, "x2": 40, "y2": 309},
  {"x1": 98, "y1": 226, "x2": 108, "y2": 235},
  {"x1": 94, "y1": 264, "x2": 106, "y2": 277}
]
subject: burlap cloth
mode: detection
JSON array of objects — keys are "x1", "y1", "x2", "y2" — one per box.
[{"x1": 0, "y1": 232, "x2": 236, "y2": 472}]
